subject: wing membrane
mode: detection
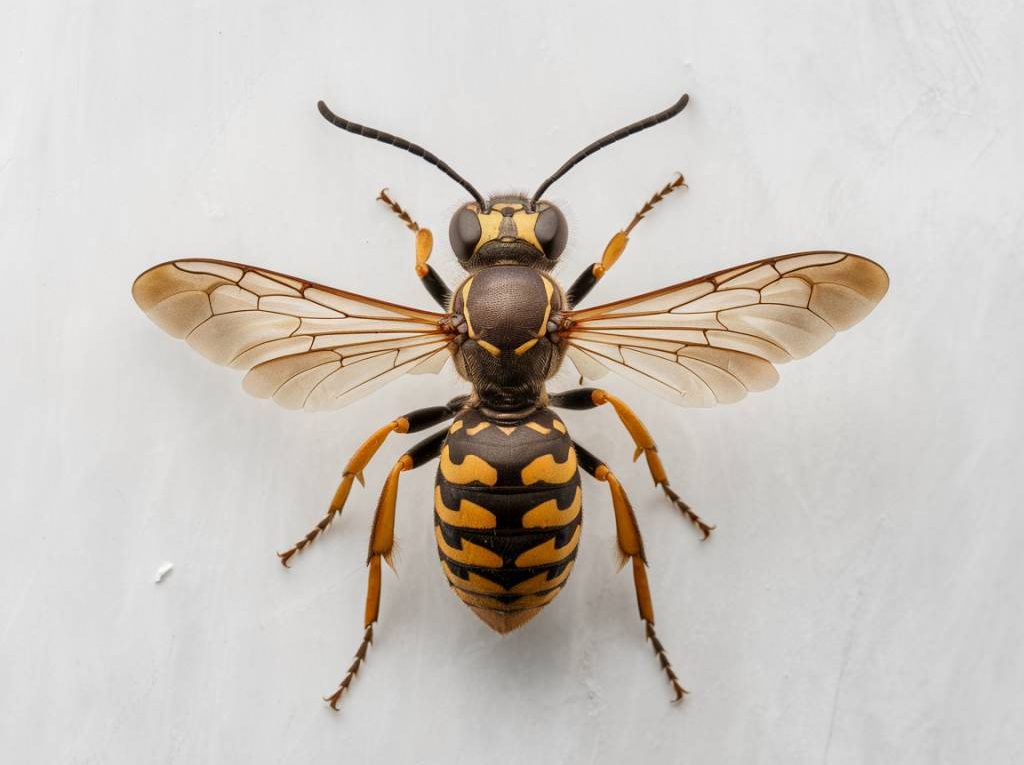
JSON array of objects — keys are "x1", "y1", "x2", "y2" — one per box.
[
  {"x1": 564, "y1": 251, "x2": 888, "y2": 406},
  {"x1": 133, "y1": 259, "x2": 453, "y2": 411}
]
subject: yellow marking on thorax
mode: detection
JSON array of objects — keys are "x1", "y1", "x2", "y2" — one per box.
[
  {"x1": 434, "y1": 486, "x2": 497, "y2": 529},
  {"x1": 552, "y1": 420, "x2": 567, "y2": 434},
  {"x1": 434, "y1": 526, "x2": 503, "y2": 568},
  {"x1": 538, "y1": 276, "x2": 554, "y2": 335},
  {"x1": 461, "y1": 277, "x2": 477, "y2": 338},
  {"x1": 449, "y1": 419, "x2": 464, "y2": 434},
  {"x1": 521, "y1": 486, "x2": 582, "y2": 528},
  {"x1": 440, "y1": 445, "x2": 498, "y2": 486},
  {"x1": 524, "y1": 421, "x2": 551, "y2": 435},
  {"x1": 521, "y1": 448, "x2": 578, "y2": 485},
  {"x1": 466, "y1": 421, "x2": 490, "y2": 436},
  {"x1": 476, "y1": 339, "x2": 501, "y2": 357},
  {"x1": 510, "y1": 561, "x2": 575, "y2": 594},
  {"x1": 514, "y1": 338, "x2": 538, "y2": 355},
  {"x1": 514, "y1": 526, "x2": 581, "y2": 568}
]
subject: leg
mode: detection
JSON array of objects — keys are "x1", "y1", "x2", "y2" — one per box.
[
  {"x1": 565, "y1": 174, "x2": 686, "y2": 307},
  {"x1": 324, "y1": 428, "x2": 447, "y2": 709},
  {"x1": 550, "y1": 388, "x2": 714, "y2": 539},
  {"x1": 574, "y1": 440, "x2": 686, "y2": 702},
  {"x1": 277, "y1": 396, "x2": 467, "y2": 566},
  {"x1": 377, "y1": 188, "x2": 451, "y2": 308}
]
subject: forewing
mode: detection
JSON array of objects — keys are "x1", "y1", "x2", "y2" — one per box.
[
  {"x1": 564, "y1": 251, "x2": 888, "y2": 406},
  {"x1": 133, "y1": 259, "x2": 453, "y2": 411}
]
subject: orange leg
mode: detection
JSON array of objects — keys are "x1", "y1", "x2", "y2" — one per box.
[
  {"x1": 565, "y1": 174, "x2": 687, "y2": 307},
  {"x1": 278, "y1": 400, "x2": 464, "y2": 566},
  {"x1": 323, "y1": 429, "x2": 446, "y2": 710},
  {"x1": 377, "y1": 188, "x2": 450, "y2": 308},
  {"x1": 574, "y1": 440, "x2": 686, "y2": 702},
  {"x1": 551, "y1": 388, "x2": 714, "y2": 539}
]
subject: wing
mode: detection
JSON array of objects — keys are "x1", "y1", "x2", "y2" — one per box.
[
  {"x1": 563, "y1": 251, "x2": 889, "y2": 407},
  {"x1": 133, "y1": 259, "x2": 454, "y2": 411}
]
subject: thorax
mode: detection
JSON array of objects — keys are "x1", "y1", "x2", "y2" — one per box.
[{"x1": 450, "y1": 266, "x2": 566, "y2": 417}]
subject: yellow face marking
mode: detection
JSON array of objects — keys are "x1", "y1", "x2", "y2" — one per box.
[
  {"x1": 511, "y1": 210, "x2": 543, "y2": 253},
  {"x1": 521, "y1": 448, "x2": 578, "y2": 486},
  {"x1": 476, "y1": 339, "x2": 501, "y2": 357},
  {"x1": 449, "y1": 419, "x2": 464, "y2": 434},
  {"x1": 440, "y1": 445, "x2": 498, "y2": 486},
  {"x1": 441, "y1": 561, "x2": 509, "y2": 595},
  {"x1": 511, "y1": 561, "x2": 575, "y2": 594},
  {"x1": 434, "y1": 486, "x2": 497, "y2": 529},
  {"x1": 497, "y1": 426, "x2": 517, "y2": 436},
  {"x1": 466, "y1": 421, "x2": 490, "y2": 436},
  {"x1": 434, "y1": 525, "x2": 503, "y2": 568},
  {"x1": 514, "y1": 338, "x2": 539, "y2": 356},
  {"x1": 473, "y1": 209, "x2": 505, "y2": 255},
  {"x1": 521, "y1": 486, "x2": 582, "y2": 528},
  {"x1": 524, "y1": 421, "x2": 551, "y2": 435},
  {"x1": 461, "y1": 277, "x2": 477, "y2": 338},
  {"x1": 515, "y1": 526, "x2": 581, "y2": 568},
  {"x1": 552, "y1": 420, "x2": 567, "y2": 434},
  {"x1": 471, "y1": 202, "x2": 544, "y2": 255}
]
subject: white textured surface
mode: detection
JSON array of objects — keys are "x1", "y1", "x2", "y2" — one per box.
[{"x1": 2, "y1": 1, "x2": 1022, "y2": 763}]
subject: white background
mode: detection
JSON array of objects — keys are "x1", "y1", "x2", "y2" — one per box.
[{"x1": 2, "y1": 1, "x2": 1022, "y2": 763}]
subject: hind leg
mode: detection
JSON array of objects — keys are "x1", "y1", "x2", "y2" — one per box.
[
  {"x1": 324, "y1": 428, "x2": 447, "y2": 710},
  {"x1": 574, "y1": 439, "x2": 686, "y2": 702}
]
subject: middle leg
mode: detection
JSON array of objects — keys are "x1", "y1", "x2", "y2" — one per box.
[
  {"x1": 278, "y1": 395, "x2": 467, "y2": 566},
  {"x1": 550, "y1": 387, "x2": 714, "y2": 539}
]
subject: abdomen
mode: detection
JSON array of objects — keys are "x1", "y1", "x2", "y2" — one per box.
[{"x1": 434, "y1": 407, "x2": 580, "y2": 633}]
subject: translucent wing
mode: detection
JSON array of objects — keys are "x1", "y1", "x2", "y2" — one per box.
[
  {"x1": 563, "y1": 251, "x2": 889, "y2": 407},
  {"x1": 133, "y1": 259, "x2": 454, "y2": 411}
]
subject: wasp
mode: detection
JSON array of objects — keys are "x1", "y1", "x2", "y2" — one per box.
[{"x1": 133, "y1": 92, "x2": 889, "y2": 708}]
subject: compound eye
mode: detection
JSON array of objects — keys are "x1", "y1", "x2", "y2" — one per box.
[
  {"x1": 534, "y1": 205, "x2": 567, "y2": 260},
  {"x1": 449, "y1": 207, "x2": 482, "y2": 262}
]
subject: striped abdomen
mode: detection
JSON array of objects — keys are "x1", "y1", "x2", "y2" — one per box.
[{"x1": 434, "y1": 407, "x2": 581, "y2": 633}]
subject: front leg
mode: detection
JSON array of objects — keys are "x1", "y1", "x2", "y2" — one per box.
[
  {"x1": 565, "y1": 174, "x2": 686, "y2": 307},
  {"x1": 377, "y1": 188, "x2": 451, "y2": 308}
]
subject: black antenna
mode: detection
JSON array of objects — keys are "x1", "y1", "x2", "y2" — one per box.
[
  {"x1": 317, "y1": 100, "x2": 486, "y2": 208},
  {"x1": 531, "y1": 93, "x2": 690, "y2": 206}
]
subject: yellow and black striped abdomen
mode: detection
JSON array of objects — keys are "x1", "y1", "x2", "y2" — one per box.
[{"x1": 435, "y1": 407, "x2": 580, "y2": 633}]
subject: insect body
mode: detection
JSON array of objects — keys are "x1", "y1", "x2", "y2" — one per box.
[{"x1": 133, "y1": 92, "x2": 889, "y2": 708}]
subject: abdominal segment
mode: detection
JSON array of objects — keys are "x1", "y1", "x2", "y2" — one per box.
[{"x1": 434, "y1": 408, "x2": 581, "y2": 633}]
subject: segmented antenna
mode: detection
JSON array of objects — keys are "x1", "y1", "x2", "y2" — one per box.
[
  {"x1": 531, "y1": 93, "x2": 690, "y2": 205},
  {"x1": 317, "y1": 100, "x2": 486, "y2": 208}
]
